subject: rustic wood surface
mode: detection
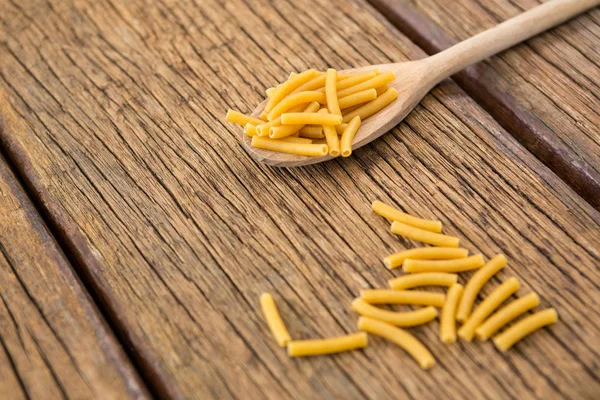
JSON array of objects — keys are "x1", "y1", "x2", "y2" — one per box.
[
  {"x1": 369, "y1": 0, "x2": 600, "y2": 209},
  {"x1": 1, "y1": 0, "x2": 599, "y2": 398},
  {"x1": 0, "y1": 113, "x2": 148, "y2": 399}
]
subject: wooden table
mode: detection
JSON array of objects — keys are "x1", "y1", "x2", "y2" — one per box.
[{"x1": 0, "y1": 0, "x2": 598, "y2": 398}]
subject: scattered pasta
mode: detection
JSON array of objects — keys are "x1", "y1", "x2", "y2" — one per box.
[
  {"x1": 388, "y1": 272, "x2": 458, "y2": 290},
  {"x1": 287, "y1": 332, "x2": 368, "y2": 357},
  {"x1": 456, "y1": 254, "x2": 507, "y2": 322},
  {"x1": 260, "y1": 293, "x2": 292, "y2": 347},
  {"x1": 361, "y1": 289, "x2": 446, "y2": 307},
  {"x1": 493, "y1": 308, "x2": 558, "y2": 351},
  {"x1": 440, "y1": 284, "x2": 464, "y2": 344},
  {"x1": 384, "y1": 247, "x2": 468, "y2": 269},
  {"x1": 391, "y1": 221, "x2": 460, "y2": 247},
  {"x1": 458, "y1": 278, "x2": 520, "y2": 341},
  {"x1": 403, "y1": 254, "x2": 485, "y2": 273},
  {"x1": 226, "y1": 68, "x2": 396, "y2": 158},
  {"x1": 352, "y1": 298, "x2": 438, "y2": 327},
  {"x1": 372, "y1": 200, "x2": 442, "y2": 233},
  {"x1": 358, "y1": 317, "x2": 435, "y2": 369},
  {"x1": 476, "y1": 293, "x2": 540, "y2": 341}
]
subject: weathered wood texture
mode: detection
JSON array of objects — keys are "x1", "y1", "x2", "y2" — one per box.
[
  {"x1": 1, "y1": 0, "x2": 599, "y2": 398},
  {"x1": 0, "y1": 118, "x2": 148, "y2": 398},
  {"x1": 368, "y1": 0, "x2": 600, "y2": 209}
]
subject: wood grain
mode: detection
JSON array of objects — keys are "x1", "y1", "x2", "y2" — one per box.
[
  {"x1": 0, "y1": 125, "x2": 148, "y2": 398},
  {"x1": 367, "y1": 0, "x2": 600, "y2": 209},
  {"x1": 0, "y1": 0, "x2": 599, "y2": 398}
]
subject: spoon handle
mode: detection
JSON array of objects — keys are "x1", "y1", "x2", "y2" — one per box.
[{"x1": 425, "y1": 0, "x2": 599, "y2": 80}]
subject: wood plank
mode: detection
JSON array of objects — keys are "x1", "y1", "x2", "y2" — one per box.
[
  {"x1": 368, "y1": 0, "x2": 600, "y2": 209},
  {"x1": 1, "y1": 0, "x2": 599, "y2": 398},
  {"x1": 0, "y1": 123, "x2": 148, "y2": 398}
]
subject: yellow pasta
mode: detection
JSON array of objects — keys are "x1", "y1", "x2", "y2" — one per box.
[
  {"x1": 361, "y1": 289, "x2": 445, "y2": 307},
  {"x1": 388, "y1": 272, "x2": 458, "y2": 290},
  {"x1": 403, "y1": 254, "x2": 485, "y2": 273},
  {"x1": 244, "y1": 123, "x2": 257, "y2": 137},
  {"x1": 265, "y1": 87, "x2": 276, "y2": 97},
  {"x1": 372, "y1": 200, "x2": 442, "y2": 233},
  {"x1": 338, "y1": 88, "x2": 377, "y2": 110},
  {"x1": 456, "y1": 254, "x2": 507, "y2": 323},
  {"x1": 325, "y1": 68, "x2": 341, "y2": 116},
  {"x1": 391, "y1": 221, "x2": 460, "y2": 247},
  {"x1": 342, "y1": 88, "x2": 399, "y2": 123},
  {"x1": 281, "y1": 112, "x2": 342, "y2": 126},
  {"x1": 299, "y1": 126, "x2": 325, "y2": 139},
  {"x1": 351, "y1": 298, "x2": 438, "y2": 327},
  {"x1": 226, "y1": 110, "x2": 264, "y2": 127},
  {"x1": 384, "y1": 247, "x2": 468, "y2": 269},
  {"x1": 266, "y1": 91, "x2": 326, "y2": 121},
  {"x1": 319, "y1": 110, "x2": 340, "y2": 156},
  {"x1": 358, "y1": 317, "x2": 435, "y2": 369},
  {"x1": 340, "y1": 116, "x2": 361, "y2": 157},
  {"x1": 260, "y1": 293, "x2": 291, "y2": 347},
  {"x1": 458, "y1": 277, "x2": 520, "y2": 341},
  {"x1": 251, "y1": 136, "x2": 327, "y2": 157},
  {"x1": 281, "y1": 136, "x2": 313, "y2": 144},
  {"x1": 336, "y1": 71, "x2": 379, "y2": 90},
  {"x1": 335, "y1": 123, "x2": 349, "y2": 135},
  {"x1": 375, "y1": 84, "x2": 388, "y2": 96},
  {"x1": 475, "y1": 293, "x2": 540, "y2": 340},
  {"x1": 440, "y1": 284, "x2": 464, "y2": 344},
  {"x1": 264, "y1": 69, "x2": 318, "y2": 113},
  {"x1": 269, "y1": 102, "x2": 321, "y2": 139},
  {"x1": 493, "y1": 308, "x2": 558, "y2": 351},
  {"x1": 337, "y1": 70, "x2": 396, "y2": 98},
  {"x1": 287, "y1": 332, "x2": 367, "y2": 357}
]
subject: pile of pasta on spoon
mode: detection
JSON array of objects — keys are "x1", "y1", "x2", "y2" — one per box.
[{"x1": 226, "y1": 68, "x2": 398, "y2": 157}]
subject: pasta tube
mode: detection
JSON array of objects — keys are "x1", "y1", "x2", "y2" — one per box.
[
  {"x1": 361, "y1": 289, "x2": 445, "y2": 307},
  {"x1": 403, "y1": 254, "x2": 485, "y2": 273},
  {"x1": 388, "y1": 273, "x2": 458, "y2": 290},
  {"x1": 493, "y1": 308, "x2": 558, "y2": 351},
  {"x1": 335, "y1": 124, "x2": 348, "y2": 135},
  {"x1": 226, "y1": 110, "x2": 264, "y2": 127},
  {"x1": 338, "y1": 89, "x2": 377, "y2": 110},
  {"x1": 439, "y1": 284, "x2": 464, "y2": 343},
  {"x1": 340, "y1": 116, "x2": 361, "y2": 157},
  {"x1": 269, "y1": 102, "x2": 321, "y2": 139},
  {"x1": 325, "y1": 68, "x2": 341, "y2": 116},
  {"x1": 260, "y1": 293, "x2": 291, "y2": 346},
  {"x1": 251, "y1": 136, "x2": 327, "y2": 157},
  {"x1": 391, "y1": 221, "x2": 459, "y2": 247},
  {"x1": 475, "y1": 293, "x2": 540, "y2": 340},
  {"x1": 384, "y1": 247, "x2": 468, "y2": 269},
  {"x1": 244, "y1": 123, "x2": 257, "y2": 137},
  {"x1": 319, "y1": 109, "x2": 340, "y2": 156},
  {"x1": 358, "y1": 317, "x2": 435, "y2": 369},
  {"x1": 281, "y1": 113, "x2": 342, "y2": 126},
  {"x1": 372, "y1": 200, "x2": 442, "y2": 233},
  {"x1": 342, "y1": 88, "x2": 399, "y2": 123},
  {"x1": 456, "y1": 254, "x2": 507, "y2": 322},
  {"x1": 298, "y1": 126, "x2": 323, "y2": 138},
  {"x1": 458, "y1": 278, "x2": 520, "y2": 341},
  {"x1": 267, "y1": 91, "x2": 326, "y2": 120},
  {"x1": 336, "y1": 71, "x2": 379, "y2": 90},
  {"x1": 352, "y1": 298, "x2": 438, "y2": 327},
  {"x1": 287, "y1": 332, "x2": 367, "y2": 357},
  {"x1": 337, "y1": 70, "x2": 395, "y2": 98}
]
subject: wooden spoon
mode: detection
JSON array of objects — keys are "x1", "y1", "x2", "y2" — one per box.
[{"x1": 243, "y1": 0, "x2": 600, "y2": 167}]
